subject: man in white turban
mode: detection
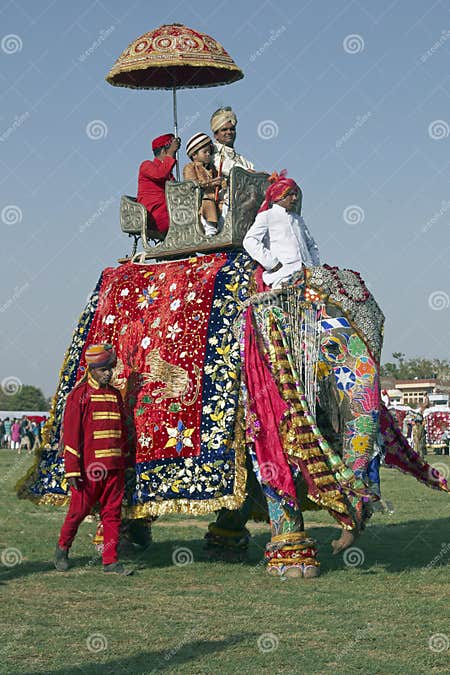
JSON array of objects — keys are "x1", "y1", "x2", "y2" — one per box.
[
  {"x1": 210, "y1": 107, "x2": 254, "y2": 177},
  {"x1": 210, "y1": 107, "x2": 255, "y2": 216}
]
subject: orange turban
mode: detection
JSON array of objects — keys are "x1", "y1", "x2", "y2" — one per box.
[
  {"x1": 85, "y1": 344, "x2": 117, "y2": 368},
  {"x1": 258, "y1": 171, "x2": 299, "y2": 212}
]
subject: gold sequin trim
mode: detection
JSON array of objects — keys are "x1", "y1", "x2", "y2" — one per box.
[
  {"x1": 271, "y1": 531, "x2": 306, "y2": 544},
  {"x1": 305, "y1": 461, "x2": 330, "y2": 475}
]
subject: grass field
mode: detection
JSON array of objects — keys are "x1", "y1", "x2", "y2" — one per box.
[{"x1": 1, "y1": 450, "x2": 449, "y2": 674}]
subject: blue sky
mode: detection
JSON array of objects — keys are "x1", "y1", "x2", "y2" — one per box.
[{"x1": 1, "y1": 0, "x2": 449, "y2": 396}]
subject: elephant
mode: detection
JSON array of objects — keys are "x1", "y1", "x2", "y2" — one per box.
[{"x1": 17, "y1": 253, "x2": 448, "y2": 578}]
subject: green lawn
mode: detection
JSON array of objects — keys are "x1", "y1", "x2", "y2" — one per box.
[{"x1": 1, "y1": 450, "x2": 449, "y2": 674}]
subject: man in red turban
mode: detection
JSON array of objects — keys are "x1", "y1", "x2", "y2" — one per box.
[
  {"x1": 137, "y1": 134, "x2": 180, "y2": 234},
  {"x1": 243, "y1": 171, "x2": 320, "y2": 288},
  {"x1": 257, "y1": 171, "x2": 299, "y2": 213}
]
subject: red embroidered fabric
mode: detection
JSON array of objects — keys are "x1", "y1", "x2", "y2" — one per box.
[{"x1": 77, "y1": 256, "x2": 228, "y2": 462}]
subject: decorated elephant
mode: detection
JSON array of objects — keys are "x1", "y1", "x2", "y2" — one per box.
[{"x1": 17, "y1": 249, "x2": 448, "y2": 578}]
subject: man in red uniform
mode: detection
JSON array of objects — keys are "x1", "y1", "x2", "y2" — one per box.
[
  {"x1": 54, "y1": 344, "x2": 134, "y2": 576},
  {"x1": 137, "y1": 133, "x2": 181, "y2": 234}
]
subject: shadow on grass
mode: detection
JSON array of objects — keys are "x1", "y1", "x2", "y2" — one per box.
[
  {"x1": 28, "y1": 634, "x2": 257, "y2": 675},
  {"x1": 306, "y1": 517, "x2": 450, "y2": 574},
  {"x1": 0, "y1": 555, "x2": 98, "y2": 582},
  {"x1": 89, "y1": 514, "x2": 450, "y2": 575},
  {"x1": 2, "y1": 517, "x2": 449, "y2": 582}
]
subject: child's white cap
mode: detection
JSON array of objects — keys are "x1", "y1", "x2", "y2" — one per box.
[{"x1": 186, "y1": 132, "x2": 212, "y2": 158}]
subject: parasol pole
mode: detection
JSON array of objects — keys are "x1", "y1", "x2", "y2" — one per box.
[{"x1": 172, "y1": 86, "x2": 180, "y2": 181}]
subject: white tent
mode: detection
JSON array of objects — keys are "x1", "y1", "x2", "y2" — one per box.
[{"x1": 0, "y1": 410, "x2": 49, "y2": 419}]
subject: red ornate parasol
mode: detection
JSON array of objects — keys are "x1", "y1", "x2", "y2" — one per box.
[
  {"x1": 106, "y1": 23, "x2": 244, "y2": 175},
  {"x1": 106, "y1": 23, "x2": 243, "y2": 90}
]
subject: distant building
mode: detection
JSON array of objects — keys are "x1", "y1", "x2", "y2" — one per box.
[
  {"x1": 429, "y1": 391, "x2": 449, "y2": 406},
  {"x1": 381, "y1": 379, "x2": 448, "y2": 408},
  {"x1": 387, "y1": 389, "x2": 402, "y2": 405}
]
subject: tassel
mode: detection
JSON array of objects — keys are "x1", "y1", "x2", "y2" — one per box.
[{"x1": 285, "y1": 286, "x2": 322, "y2": 416}]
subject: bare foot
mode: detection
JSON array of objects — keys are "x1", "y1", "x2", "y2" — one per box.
[{"x1": 331, "y1": 528, "x2": 358, "y2": 555}]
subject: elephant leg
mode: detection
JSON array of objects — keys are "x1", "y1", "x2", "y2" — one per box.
[
  {"x1": 264, "y1": 490, "x2": 320, "y2": 578},
  {"x1": 205, "y1": 450, "x2": 320, "y2": 577},
  {"x1": 315, "y1": 389, "x2": 364, "y2": 554},
  {"x1": 92, "y1": 517, "x2": 153, "y2": 555},
  {"x1": 204, "y1": 452, "x2": 269, "y2": 559},
  {"x1": 122, "y1": 517, "x2": 153, "y2": 549},
  {"x1": 204, "y1": 498, "x2": 252, "y2": 560}
]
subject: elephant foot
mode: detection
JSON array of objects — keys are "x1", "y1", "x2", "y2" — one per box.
[
  {"x1": 284, "y1": 566, "x2": 304, "y2": 579},
  {"x1": 331, "y1": 497, "x2": 371, "y2": 555},
  {"x1": 302, "y1": 564, "x2": 321, "y2": 579},
  {"x1": 267, "y1": 564, "x2": 302, "y2": 578},
  {"x1": 203, "y1": 523, "x2": 250, "y2": 562},
  {"x1": 266, "y1": 563, "x2": 320, "y2": 579},
  {"x1": 204, "y1": 547, "x2": 247, "y2": 563},
  {"x1": 331, "y1": 528, "x2": 359, "y2": 555},
  {"x1": 265, "y1": 532, "x2": 320, "y2": 578}
]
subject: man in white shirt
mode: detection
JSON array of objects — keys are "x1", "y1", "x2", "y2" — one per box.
[
  {"x1": 210, "y1": 107, "x2": 254, "y2": 223},
  {"x1": 210, "y1": 107, "x2": 254, "y2": 177},
  {"x1": 243, "y1": 172, "x2": 320, "y2": 288}
]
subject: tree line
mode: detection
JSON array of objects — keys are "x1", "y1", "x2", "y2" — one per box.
[
  {"x1": 1, "y1": 355, "x2": 450, "y2": 412},
  {"x1": 380, "y1": 353, "x2": 450, "y2": 382},
  {"x1": 0, "y1": 385, "x2": 50, "y2": 412}
]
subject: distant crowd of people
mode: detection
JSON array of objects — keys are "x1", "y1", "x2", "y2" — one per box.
[{"x1": 0, "y1": 415, "x2": 47, "y2": 454}]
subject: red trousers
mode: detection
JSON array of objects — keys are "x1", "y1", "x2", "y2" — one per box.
[
  {"x1": 58, "y1": 470, "x2": 124, "y2": 565},
  {"x1": 149, "y1": 203, "x2": 169, "y2": 233}
]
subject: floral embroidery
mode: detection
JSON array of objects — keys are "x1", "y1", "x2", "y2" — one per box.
[
  {"x1": 138, "y1": 432, "x2": 153, "y2": 448},
  {"x1": 347, "y1": 334, "x2": 365, "y2": 358},
  {"x1": 137, "y1": 283, "x2": 159, "y2": 309},
  {"x1": 167, "y1": 322, "x2": 182, "y2": 340},
  {"x1": 18, "y1": 253, "x2": 255, "y2": 513},
  {"x1": 351, "y1": 435, "x2": 370, "y2": 454},
  {"x1": 354, "y1": 415, "x2": 375, "y2": 435},
  {"x1": 355, "y1": 356, "x2": 376, "y2": 378},
  {"x1": 164, "y1": 420, "x2": 195, "y2": 453}
]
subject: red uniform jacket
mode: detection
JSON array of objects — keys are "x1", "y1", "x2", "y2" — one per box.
[
  {"x1": 63, "y1": 374, "x2": 134, "y2": 478},
  {"x1": 137, "y1": 155, "x2": 176, "y2": 233}
]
